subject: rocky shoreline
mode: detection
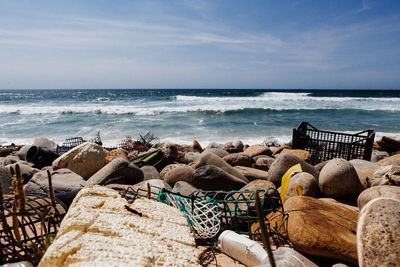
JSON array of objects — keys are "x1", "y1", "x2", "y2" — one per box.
[{"x1": 1, "y1": 135, "x2": 400, "y2": 266}]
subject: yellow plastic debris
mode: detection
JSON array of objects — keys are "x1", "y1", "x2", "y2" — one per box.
[
  {"x1": 296, "y1": 185, "x2": 303, "y2": 196},
  {"x1": 280, "y1": 164, "x2": 302, "y2": 204}
]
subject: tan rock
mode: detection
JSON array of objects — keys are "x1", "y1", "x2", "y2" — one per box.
[
  {"x1": 193, "y1": 140, "x2": 203, "y2": 152},
  {"x1": 283, "y1": 196, "x2": 358, "y2": 265},
  {"x1": 373, "y1": 136, "x2": 400, "y2": 153},
  {"x1": 279, "y1": 149, "x2": 311, "y2": 162},
  {"x1": 105, "y1": 149, "x2": 128, "y2": 164},
  {"x1": 286, "y1": 172, "x2": 319, "y2": 199},
  {"x1": 195, "y1": 152, "x2": 248, "y2": 182},
  {"x1": 272, "y1": 144, "x2": 291, "y2": 156},
  {"x1": 223, "y1": 153, "x2": 254, "y2": 167},
  {"x1": 267, "y1": 154, "x2": 319, "y2": 187},
  {"x1": 39, "y1": 185, "x2": 199, "y2": 267},
  {"x1": 319, "y1": 158, "x2": 363, "y2": 201},
  {"x1": 163, "y1": 164, "x2": 194, "y2": 185},
  {"x1": 52, "y1": 142, "x2": 107, "y2": 180},
  {"x1": 369, "y1": 165, "x2": 400, "y2": 186},
  {"x1": 239, "y1": 179, "x2": 275, "y2": 191},
  {"x1": 376, "y1": 154, "x2": 400, "y2": 166},
  {"x1": 234, "y1": 166, "x2": 268, "y2": 181},
  {"x1": 243, "y1": 145, "x2": 271, "y2": 157},
  {"x1": 349, "y1": 159, "x2": 381, "y2": 188},
  {"x1": 253, "y1": 156, "x2": 274, "y2": 171},
  {"x1": 357, "y1": 198, "x2": 400, "y2": 267},
  {"x1": 357, "y1": 185, "x2": 400, "y2": 209}
]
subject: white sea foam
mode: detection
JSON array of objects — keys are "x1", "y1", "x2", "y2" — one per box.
[{"x1": 1, "y1": 91, "x2": 400, "y2": 116}]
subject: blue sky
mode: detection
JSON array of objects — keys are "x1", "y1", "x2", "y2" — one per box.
[{"x1": 1, "y1": 0, "x2": 400, "y2": 89}]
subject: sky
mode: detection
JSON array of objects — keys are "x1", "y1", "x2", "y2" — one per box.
[{"x1": 0, "y1": 0, "x2": 400, "y2": 89}]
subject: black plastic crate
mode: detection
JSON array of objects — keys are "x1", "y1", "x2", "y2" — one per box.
[{"x1": 292, "y1": 122, "x2": 375, "y2": 165}]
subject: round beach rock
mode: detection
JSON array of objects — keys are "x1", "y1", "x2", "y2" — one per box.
[
  {"x1": 349, "y1": 159, "x2": 381, "y2": 188},
  {"x1": 369, "y1": 165, "x2": 400, "y2": 186},
  {"x1": 162, "y1": 164, "x2": 194, "y2": 185},
  {"x1": 268, "y1": 154, "x2": 319, "y2": 187},
  {"x1": 172, "y1": 181, "x2": 198, "y2": 196},
  {"x1": 371, "y1": 151, "x2": 390, "y2": 163},
  {"x1": 184, "y1": 152, "x2": 201, "y2": 163},
  {"x1": 234, "y1": 166, "x2": 268, "y2": 181},
  {"x1": 319, "y1": 158, "x2": 363, "y2": 201},
  {"x1": 357, "y1": 185, "x2": 400, "y2": 209},
  {"x1": 86, "y1": 158, "x2": 143, "y2": 186},
  {"x1": 193, "y1": 165, "x2": 247, "y2": 191},
  {"x1": 243, "y1": 145, "x2": 271, "y2": 157},
  {"x1": 283, "y1": 196, "x2": 359, "y2": 265},
  {"x1": 357, "y1": 198, "x2": 400, "y2": 267},
  {"x1": 279, "y1": 149, "x2": 311, "y2": 162},
  {"x1": 140, "y1": 165, "x2": 161, "y2": 180},
  {"x1": 52, "y1": 142, "x2": 107, "y2": 180},
  {"x1": 223, "y1": 153, "x2": 254, "y2": 167},
  {"x1": 195, "y1": 152, "x2": 248, "y2": 182},
  {"x1": 105, "y1": 149, "x2": 128, "y2": 164},
  {"x1": 286, "y1": 172, "x2": 319, "y2": 199},
  {"x1": 160, "y1": 164, "x2": 187, "y2": 180},
  {"x1": 376, "y1": 154, "x2": 400, "y2": 166},
  {"x1": 253, "y1": 156, "x2": 274, "y2": 171},
  {"x1": 201, "y1": 148, "x2": 229, "y2": 158},
  {"x1": 24, "y1": 168, "x2": 87, "y2": 207}
]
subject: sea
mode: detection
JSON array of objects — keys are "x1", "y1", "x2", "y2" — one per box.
[{"x1": 0, "y1": 89, "x2": 399, "y2": 147}]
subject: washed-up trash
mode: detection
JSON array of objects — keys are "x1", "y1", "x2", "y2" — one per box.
[
  {"x1": 158, "y1": 189, "x2": 221, "y2": 239},
  {"x1": 130, "y1": 149, "x2": 165, "y2": 168},
  {"x1": 56, "y1": 131, "x2": 102, "y2": 154},
  {"x1": 292, "y1": 121, "x2": 375, "y2": 165},
  {"x1": 0, "y1": 166, "x2": 66, "y2": 265},
  {"x1": 217, "y1": 230, "x2": 269, "y2": 267},
  {"x1": 117, "y1": 132, "x2": 159, "y2": 152}
]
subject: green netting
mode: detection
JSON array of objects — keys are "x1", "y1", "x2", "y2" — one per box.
[
  {"x1": 158, "y1": 189, "x2": 221, "y2": 239},
  {"x1": 190, "y1": 188, "x2": 284, "y2": 239}
]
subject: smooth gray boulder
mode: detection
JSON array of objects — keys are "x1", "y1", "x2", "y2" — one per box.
[
  {"x1": 357, "y1": 198, "x2": 400, "y2": 267},
  {"x1": 286, "y1": 172, "x2": 320, "y2": 199},
  {"x1": 193, "y1": 165, "x2": 247, "y2": 191},
  {"x1": 86, "y1": 158, "x2": 143, "y2": 186},
  {"x1": 140, "y1": 165, "x2": 161, "y2": 181},
  {"x1": 163, "y1": 164, "x2": 194, "y2": 185},
  {"x1": 319, "y1": 158, "x2": 364, "y2": 201},
  {"x1": 268, "y1": 154, "x2": 319, "y2": 187},
  {"x1": 24, "y1": 168, "x2": 86, "y2": 206},
  {"x1": 172, "y1": 181, "x2": 198, "y2": 196},
  {"x1": 195, "y1": 152, "x2": 248, "y2": 182},
  {"x1": 357, "y1": 185, "x2": 400, "y2": 209}
]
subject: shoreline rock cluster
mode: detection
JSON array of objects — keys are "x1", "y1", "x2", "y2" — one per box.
[{"x1": 1, "y1": 135, "x2": 400, "y2": 266}]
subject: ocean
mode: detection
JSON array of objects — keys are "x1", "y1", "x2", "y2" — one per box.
[{"x1": 0, "y1": 89, "x2": 399, "y2": 147}]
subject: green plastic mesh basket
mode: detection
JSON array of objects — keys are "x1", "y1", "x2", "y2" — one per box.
[{"x1": 190, "y1": 187, "x2": 284, "y2": 239}]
